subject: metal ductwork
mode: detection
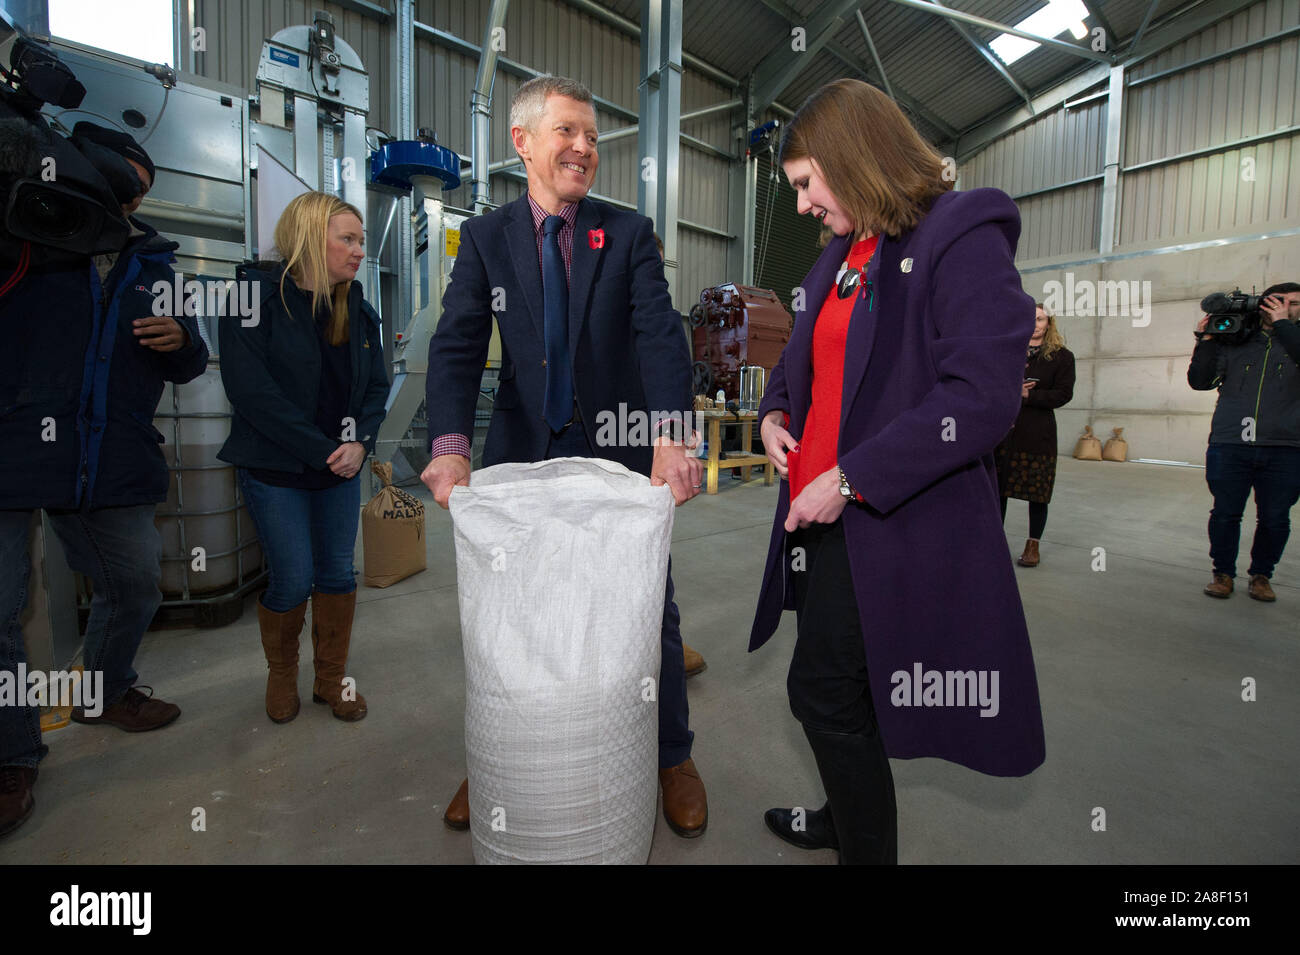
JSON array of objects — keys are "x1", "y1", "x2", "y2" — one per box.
[{"x1": 470, "y1": 0, "x2": 509, "y2": 212}]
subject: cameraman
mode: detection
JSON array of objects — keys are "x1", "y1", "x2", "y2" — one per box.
[
  {"x1": 0, "y1": 127, "x2": 207, "y2": 838},
  {"x1": 1188, "y1": 283, "x2": 1300, "y2": 601}
]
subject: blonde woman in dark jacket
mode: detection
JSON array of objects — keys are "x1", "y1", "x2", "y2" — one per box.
[
  {"x1": 218, "y1": 192, "x2": 389, "y2": 723},
  {"x1": 994, "y1": 303, "x2": 1075, "y2": 566}
]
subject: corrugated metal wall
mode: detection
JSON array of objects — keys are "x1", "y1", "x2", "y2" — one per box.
[
  {"x1": 182, "y1": 0, "x2": 738, "y2": 299},
  {"x1": 959, "y1": 0, "x2": 1298, "y2": 262},
  {"x1": 1120, "y1": 0, "x2": 1299, "y2": 246},
  {"x1": 960, "y1": 97, "x2": 1106, "y2": 261},
  {"x1": 960, "y1": 0, "x2": 1300, "y2": 466}
]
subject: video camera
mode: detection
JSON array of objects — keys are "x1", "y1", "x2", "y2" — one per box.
[
  {"x1": 1199, "y1": 289, "x2": 1264, "y2": 345},
  {"x1": 1, "y1": 34, "x2": 136, "y2": 268}
]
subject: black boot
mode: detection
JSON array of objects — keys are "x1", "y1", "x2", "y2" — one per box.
[
  {"x1": 803, "y1": 723, "x2": 898, "y2": 865},
  {"x1": 763, "y1": 802, "x2": 839, "y2": 851}
]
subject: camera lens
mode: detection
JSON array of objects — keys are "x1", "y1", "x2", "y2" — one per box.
[{"x1": 14, "y1": 183, "x2": 86, "y2": 240}]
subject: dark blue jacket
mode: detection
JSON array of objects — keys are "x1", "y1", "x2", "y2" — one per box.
[
  {"x1": 217, "y1": 264, "x2": 389, "y2": 472},
  {"x1": 426, "y1": 194, "x2": 692, "y2": 477},
  {"x1": 1188, "y1": 321, "x2": 1300, "y2": 447},
  {"x1": 0, "y1": 218, "x2": 208, "y2": 510}
]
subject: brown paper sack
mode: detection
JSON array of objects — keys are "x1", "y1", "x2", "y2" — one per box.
[
  {"x1": 362, "y1": 461, "x2": 426, "y2": 587},
  {"x1": 1102, "y1": 427, "x2": 1128, "y2": 462},
  {"x1": 1074, "y1": 425, "x2": 1103, "y2": 461}
]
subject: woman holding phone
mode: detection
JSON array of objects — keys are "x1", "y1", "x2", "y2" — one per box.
[
  {"x1": 995, "y1": 304, "x2": 1075, "y2": 566},
  {"x1": 750, "y1": 79, "x2": 1046, "y2": 864},
  {"x1": 219, "y1": 191, "x2": 389, "y2": 724}
]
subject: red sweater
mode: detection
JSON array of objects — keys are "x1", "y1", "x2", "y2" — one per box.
[{"x1": 790, "y1": 235, "x2": 878, "y2": 501}]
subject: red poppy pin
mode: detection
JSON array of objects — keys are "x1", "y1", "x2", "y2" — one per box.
[{"x1": 588, "y1": 229, "x2": 605, "y2": 250}]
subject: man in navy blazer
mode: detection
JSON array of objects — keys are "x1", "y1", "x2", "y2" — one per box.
[{"x1": 421, "y1": 75, "x2": 708, "y2": 838}]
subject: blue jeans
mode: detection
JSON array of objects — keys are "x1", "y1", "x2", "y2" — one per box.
[
  {"x1": 1206, "y1": 443, "x2": 1300, "y2": 578},
  {"x1": 546, "y1": 426, "x2": 693, "y2": 768},
  {"x1": 1, "y1": 504, "x2": 163, "y2": 768},
  {"x1": 237, "y1": 470, "x2": 361, "y2": 611}
]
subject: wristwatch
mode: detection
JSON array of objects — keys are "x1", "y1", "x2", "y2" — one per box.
[{"x1": 838, "y1": 466, "x2": 854, "y2": 499}]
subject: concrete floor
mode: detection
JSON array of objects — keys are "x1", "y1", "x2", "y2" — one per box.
[{"x1": 3, "y1": 457, "x2": 1297, "y2": 864}]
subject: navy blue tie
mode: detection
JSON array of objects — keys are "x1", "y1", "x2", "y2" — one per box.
[{"x1": 542, "y1": 214, "x2": 574, "y2": 433}]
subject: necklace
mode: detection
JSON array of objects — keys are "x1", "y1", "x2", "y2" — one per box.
[
  {"x1": 836, "y1": 264, "x2": 866, "y2": 299},
  {"x1": 836, "y1": 235, "x2": 877, "y2": 299}
]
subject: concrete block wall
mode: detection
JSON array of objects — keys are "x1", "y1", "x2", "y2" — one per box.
[{"x1": 1019, "y1": 232, "x2": 1300, "y2": 464}]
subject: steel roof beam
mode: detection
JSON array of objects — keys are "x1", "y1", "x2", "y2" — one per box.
[
  {"x1": 931, "y1": 0, "x2": 1034, "y2": 113},
  {"x1": 752, "y1": 0, "x2": 959, "y2": 140},
  {"x1": 1079, "y1": 0, "x2": 1117, "y2": 50},
  {"x1": 1127, "y1": 0, "x2": 1161, "y2": 55},
  {"x1": 751, "y1": 0, "x2": 863, "y2": 112},
  {"x1": 954, "y1": 0, "x2": 1252, "y2": 161},
  {"x1": 854, "y1": 9, "x2": 894, "y2": 101},
  {"x1": 882, "y1": 0, "x2": 1112, "y2": 64}
]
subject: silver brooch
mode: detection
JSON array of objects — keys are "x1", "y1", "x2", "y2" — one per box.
[{"x1": 900, "y1": 257, "x2": 913, "y2": 273}]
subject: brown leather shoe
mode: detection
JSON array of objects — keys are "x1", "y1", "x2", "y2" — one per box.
[
  {"x1": 683, "y1": 643, "x2": 707, "y2": 678},
  {"x1": 0, "y1": 766, "x2": 37, "y2": 838},
  {"x1": 258, "y1": 600, "x2": 306, "y2": 723},
  {"x1": 443, "y1": 778, "x2": 470, "y2": 831},
  {"x1": 1017, "y1": 539, "x2": 1040, "y2": 567},
  {"x1": 1248, "y1": 574, "x2": 1276, "y2": 602},
  {"x1": 1204, "y1": 573, "x2": 1234, "y2": 598},
  {"x1": 310, "y1": 590, "x2": 367, "y2": 721},
  {"x1": 71, "y1": 686, "x2": 180, "y2": 732},
  {"x1": 659, "y1": 757, "x2": 707, "y2": 838}
]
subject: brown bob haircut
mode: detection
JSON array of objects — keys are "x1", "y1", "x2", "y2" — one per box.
[{"x1": 779, "y1": 79, "x2": 953, "y2": 238}]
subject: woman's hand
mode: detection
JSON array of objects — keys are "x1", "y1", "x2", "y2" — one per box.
[
  {"x1": 327, "y1": 442, "x2": 366, "y2": 479},
  {"x1": 761, "y1": 410, "x2": 797, "y2": 478},
  {"x1": 1020, "y1": 380, "x2": 1036, "y2": 399},
  {"x1": 784, "y1": 466, "x2": 847, "y2": 532}
]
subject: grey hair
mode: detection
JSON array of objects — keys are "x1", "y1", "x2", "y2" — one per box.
[{"x1": 509, "y1": 75, "x2": 595, "y2": 133}]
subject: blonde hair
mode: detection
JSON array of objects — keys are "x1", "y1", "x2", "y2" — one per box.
[
  {"x1": 1034, "y1": 302, "x2": 1066, "y2": 362},
  {"x1": 274, "y1": 191, "x2": 364, "y2": 346},
  {"x1": 779, "y1": 79, "x2": 953, "y2": 237}
]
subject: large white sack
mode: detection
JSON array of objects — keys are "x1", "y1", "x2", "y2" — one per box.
[{"x1": 448, "y1": 457, "x2": 674, "y2": 864}]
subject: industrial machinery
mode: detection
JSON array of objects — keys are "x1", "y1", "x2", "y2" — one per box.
[
  {"x1": 2, "y1": 6, "x2": 486, "y2": 627},
  {"x1": 369, "y1": 134, "x2": 477, "y2": 476},
  {"x1": 2, "y1": 10, "x2": 392, "y2": 627},
  {"x1": 689, "y1": 283, "x2": 792, "y2": 400},
  {"x1": 250, "y1": 10, "x2": 369, "y2": 257}
]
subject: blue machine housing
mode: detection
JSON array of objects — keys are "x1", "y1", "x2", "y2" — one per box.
[{"x1": 370, "y1": 139, "x2": 462, "y2": 191}]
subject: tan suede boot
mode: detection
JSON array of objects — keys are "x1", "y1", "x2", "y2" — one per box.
[
  {"x1": 1017, "y1": 539, "x2": 1040, "y2": 567},
  {"x1": 258, "y1": 600, "x2": 306, "y2": 723},
  {"x1": 683, "y1": 643, "x2": 707, "y2": 677},
  {"x1": 310, "y1": 590, "x2": 367, "y2": 721}
]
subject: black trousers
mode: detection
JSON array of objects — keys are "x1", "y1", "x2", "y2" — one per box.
[
  {"x1": 788, "y1": 522, "x2": 879, "y2": 732},
  {"x1": 787, "y1": 521, "x2": 897, "y2": 863}
]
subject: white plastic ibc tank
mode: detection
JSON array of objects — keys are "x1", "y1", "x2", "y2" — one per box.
[{"x1": 154, "y1": 362, "x2": 262, "y2": 597}]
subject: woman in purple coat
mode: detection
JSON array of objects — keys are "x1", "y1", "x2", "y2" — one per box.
[{"x1": 752, "y1": 79, "x2": 1046, "y2": 864}]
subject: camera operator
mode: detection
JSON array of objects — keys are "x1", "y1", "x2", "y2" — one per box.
[
  {"x1": 0, "y1": 125, "x2": 207, "y2": 839},
  {"x1": 1188, "y1": 283, "x2": 1300, "y2": 601}
]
